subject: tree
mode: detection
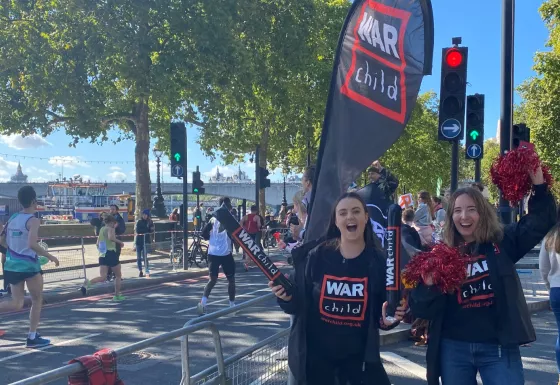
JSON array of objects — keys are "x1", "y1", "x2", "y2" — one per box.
[
  {"x1": 481, "y1": 139, "x2": 500, "y2": 203},
  {"x1": 517, "y1": 0, "x2": 560, "y2": 178},
  {"x1": 190, "y1": 0, "x2": 350, "y2": 214},
  {"x1": 0, "y1": 0, "x2": 259, "y2": 214},
  {"x1": 379, "y1": 92, "x2": 453, "y2": 196}
]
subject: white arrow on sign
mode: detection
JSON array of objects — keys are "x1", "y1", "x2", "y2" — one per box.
[{"x1": 443, "y1": 124, "x2": 460, "y2": 133}]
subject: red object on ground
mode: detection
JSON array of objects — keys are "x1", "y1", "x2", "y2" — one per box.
[
  {"x1": 68, "y1": 348, "x2": 124, "y2": 385},
  {"x1": 490, "y1": 147, "x2": 553, "y2": 203},
  {"x1": 401, "y1": 243, "x2": 467, "y2": 294},
  {"x1": 0, "y1": 330, "x2": 5, "y2": 337},
  {"x1": 273, "y1": 232, "x2": 281, "y2": 241}
]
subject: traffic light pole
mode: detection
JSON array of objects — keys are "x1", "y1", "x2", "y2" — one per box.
[
  {"x1": 255, "y1": 145, "x2": 260, "y2": 213},
  {"x1": 451, "y1": 140, "x2": 459, "y2": 193},
  {"x1": 182, "y1": 131, "x2": 189, "y2": 270},
  {"x1": 499, "y1": 0, "x2": 515, "y2": 225},
  {"x1": 474, "y1": 159, "x2": 481, "y2": 182},
  {"x1": 195, "y1": 165, "x2": 200, "y2": 209}
]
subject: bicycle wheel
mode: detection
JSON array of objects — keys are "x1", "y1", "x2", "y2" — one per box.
[{"x1": 193, "y1": 244, "x2": 208, "y2": 268}]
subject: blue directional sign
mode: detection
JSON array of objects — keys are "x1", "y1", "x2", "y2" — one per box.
[
  {"x1": 171, "y1": 164, "x2": 184, "y2": 178},
  {"x1": 440, "y1": 118, "x2": 462, "y2": 140},
  {"x1": 467, "y1": 144, "x2": 482, "y2": 159}
]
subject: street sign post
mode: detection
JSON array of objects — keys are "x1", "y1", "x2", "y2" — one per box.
[
  {"x1": 440, "y1": 118, "x2": 462, "y2": 140},
  {"x1": 467, "y1": 144, "x2": 482, "y2": 159},
  {"x1": 171, "y1": 164, "x2": 184, "y2": 178}
]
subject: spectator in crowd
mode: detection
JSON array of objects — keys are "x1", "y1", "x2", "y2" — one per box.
[
  {"x1": 135, "y1": 209, "x2": 154, "y2": 277},
  {"x1": 414, "y1": 191, "x2": 435, "y2": 246},
  {"x1": 367, "y1": 160, "x2": 399, "y2": 200}
]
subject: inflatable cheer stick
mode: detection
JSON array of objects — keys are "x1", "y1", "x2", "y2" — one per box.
[
  {"x1": 213, "y1": 205, "x2": 295, "y2": 296},
  {"x1": 385, "y1": 204, "x2": 402, "y2": 325}
]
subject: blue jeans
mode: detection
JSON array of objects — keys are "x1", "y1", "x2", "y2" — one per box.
[
  {"x1": 549, "y1": 287, "x2": 560, "y2": 373},
  {"x1": 136, "y1": 244, "x2": 149, "y2": 272},
  {"x1": 440, "y1": 338, "x2": 524, "y2": 385}
]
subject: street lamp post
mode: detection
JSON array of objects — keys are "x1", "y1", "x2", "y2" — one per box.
[
  {"x1": 152, "y1": 146, "x2": 167, "y2": 218},
  {"x1": 282, "y1": 175, "x2": 288, "y2": 207}
]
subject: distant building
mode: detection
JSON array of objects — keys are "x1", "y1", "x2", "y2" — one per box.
[
  {"x1": 287, "y1": 175, "x2": 302, "y2": 183},
  {"x1": 208, "y1": 166, "x2": 252, "y2": 183},
  {"x1": 9, "y1": 162, "x2": 28, "y2": 183}
]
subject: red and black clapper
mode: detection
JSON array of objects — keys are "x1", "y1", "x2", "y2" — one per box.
[
  {"x1": 213, "y1": 204, "x2": 295, "y2": 296},
  {"x1": 385, "y1": 204, "x2": 402, "y2": 323}
]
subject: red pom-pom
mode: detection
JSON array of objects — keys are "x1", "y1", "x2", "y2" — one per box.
[
  {"x1": 401, "y1": 243, "x2": 467, "y2": 293},
  {"x1": 490, "y1": 147, "x2": 553, "y2": 202}
]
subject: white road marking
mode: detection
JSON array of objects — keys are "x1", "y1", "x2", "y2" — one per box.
[
  {"x1": 175, "y1": 287, "x2": 270, "y2": 314},
  {"x1": 0, "y1": 333, "x2": 102, "y2": 363},
  {"x1": 380, "y1": 352, "x2": 427, "y2": 380}
]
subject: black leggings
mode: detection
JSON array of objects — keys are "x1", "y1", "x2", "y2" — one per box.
[{"x1": 203, "y1": 254, "x2": 236, "y2": 301}]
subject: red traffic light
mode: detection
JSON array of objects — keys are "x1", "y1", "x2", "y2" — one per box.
[{"x1": 445, "y1": 49, "x2": 463, "y2": 68}]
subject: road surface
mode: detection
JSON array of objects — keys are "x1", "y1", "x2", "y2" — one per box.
[{"x1": 1, "y1": 257, "x2": 558, "y2": 385}]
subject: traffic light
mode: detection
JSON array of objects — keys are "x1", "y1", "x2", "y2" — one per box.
[
  {"x1": 192, "y1": 170, "x2": 205, "y2": 195},
  {"x1": 512, "y1": 123, "x2": 531, "y2": 149},
  {"x1": 259, "y1": 167, "x2": 271, "y2": 189},
  {"x1": 465, "y1": 94, "x2": 485, "y2": 160},
  {"x1": 438, "y1": 47, "x2": 469, "y2": 141},
  {"x1": 170, "y1": 122, "x2": 186, "y2": 178}
]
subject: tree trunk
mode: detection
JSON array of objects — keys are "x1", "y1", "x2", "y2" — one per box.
[
  {"x1": 134, "y1": 100, "x2": 152, "y2": 219},
  {"x1": 258, "y1": 125, "x2": 270, "y2": 217}
]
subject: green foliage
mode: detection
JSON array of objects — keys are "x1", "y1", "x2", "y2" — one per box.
[
  {"x1": 380, "y1": 92, "x2": 451, "y2": 195},
  {"x1": 189, "y1": 0, "x2": 350, "y2": 171},
  {"x1": 481, "y1": 139, "x2": 500, "y2": 203},
  {"x1": 517, "y1": 0, "x2": 560, "y2": 178}
]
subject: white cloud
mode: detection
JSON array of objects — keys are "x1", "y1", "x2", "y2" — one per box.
[
  {"x1": 110, "y1": 166, "x2": 121, "y2": 171},
  {"x1": 129, "y1": 170, "x2": 136, "y2": 177},
  {"x1": 48, "y1": 156, "x2": 89, "y2": 169},
  {"x1": 107, "y1": 171, "x2": 127, "y2": 181},
  {"x1": 0, "y1": 157, "x2": 18, "y2": 171},
  {"x1": 27, "y1": 167, "x2": 57, "y2": 178},
  {"x1": 0, "y1": 157, "x2": 19, "y2": 182},
  {"x1": 0, "y1": 134, "x2": 51, "y2": 150}
]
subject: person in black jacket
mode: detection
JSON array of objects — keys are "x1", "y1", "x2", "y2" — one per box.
[
  {"x1": 135, "y1": 209, "x2": 154, "y2": 277},
  {"x1": 269, "y1": 192, "x2": 406, "y2": 385},
  {"x1": 409, "y1": 166, "x2": 556, "y2": 385}
]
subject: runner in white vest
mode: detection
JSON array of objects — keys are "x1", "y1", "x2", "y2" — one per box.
[
  {"x1": 0, "y1": 186, "x2": 59, "y2": 348},
  {"x1": 197, "y1": 197, "x2": 235, "y2": 315}
]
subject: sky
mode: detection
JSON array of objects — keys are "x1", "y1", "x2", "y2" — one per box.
[{"x1": 0, "y1": 1, "x2": 550, "y2": 184}]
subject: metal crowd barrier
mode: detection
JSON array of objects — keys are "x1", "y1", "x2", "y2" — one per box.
[
  {"x1": 9, "y1": 293, "x2": 290, "y2": 385},
  {"x1": 181, "y1": 293, "x2": 289, "y2": 385},
  {"x1": 8, "y1": 321, "x2": 225, "y2": 385}
]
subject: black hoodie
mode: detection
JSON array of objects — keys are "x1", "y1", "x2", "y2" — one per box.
[
  {"x1": 409, "y1": 183, "x2": 556, "y2": 385},
  {"x1": 279, "y1": 239, "x2": 392, "y2": 385}
]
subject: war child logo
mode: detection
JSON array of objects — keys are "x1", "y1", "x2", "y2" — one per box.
[
  {"x1": 233, "y1": 228, "x2": 280, "y2": 281},
  {"x1": 319, "y1": 276, "x2": 368, "y2": 326},
  {"x1": 340, "y1": 0, "x2": 411, "y2": 123}
]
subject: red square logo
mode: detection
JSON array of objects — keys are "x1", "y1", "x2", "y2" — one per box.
[{"x1": 340, "y1": 1, "x2": 411, "y2": 123}]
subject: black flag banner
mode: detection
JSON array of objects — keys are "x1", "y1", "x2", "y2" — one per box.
[{"x1": 305, "y1": 0, "x2": 433, "y2": 241}]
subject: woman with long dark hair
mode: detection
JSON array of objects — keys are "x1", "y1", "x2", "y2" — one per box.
[
  {"x1": 410, "y1": 166, "x2": 556, "y2": 385},
  {"x1": 269, "y1": 192, "x2": 405, "y2": 385}
]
